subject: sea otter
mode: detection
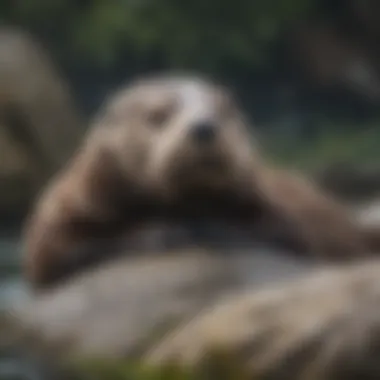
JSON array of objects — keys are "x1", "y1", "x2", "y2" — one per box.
[{"x1": 22, "y1": 74, "x2": 374, "y2": 291}]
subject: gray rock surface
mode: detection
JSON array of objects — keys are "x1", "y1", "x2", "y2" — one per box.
[
  {"x1": 9, "y1": 246, "x2": 314, "y2": 359},
  {"x1": 146, "y1": 259, "x2": 380, "y2": 379}
]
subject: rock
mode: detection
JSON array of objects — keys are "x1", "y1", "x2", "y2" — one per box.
[
  {"x1": 6, "y1": 249, "x2": 380, "y2": 380},
  {"x1": 9, "y1": 250, "x2": 235, "y2": 358},
  {"x1": 146, "y1": 259, "x2": 380, "y2": 379},
  {"x1": 4, "y1": 246, "x2": 313, "y2": 360}
]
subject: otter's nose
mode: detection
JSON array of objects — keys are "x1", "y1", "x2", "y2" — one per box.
[{"x1": 191, "y1": 121, "x2": 217, "y2": 144}]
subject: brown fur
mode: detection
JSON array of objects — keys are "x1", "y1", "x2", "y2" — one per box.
[
  {"x1": 254, "y1": 167, "x2": 370, "y2": 260},
  {"x1": 22, "y1": 74, "x2": 379, "y2": 291}
]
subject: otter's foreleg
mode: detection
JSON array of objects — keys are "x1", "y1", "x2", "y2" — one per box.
[{"x1": 250, "y1": 168, "x2": 368, "y2": 260}]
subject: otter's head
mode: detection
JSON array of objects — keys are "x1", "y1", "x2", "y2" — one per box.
[{"x1": 94, "y1": 74, "x2": 260, "y2": 197}]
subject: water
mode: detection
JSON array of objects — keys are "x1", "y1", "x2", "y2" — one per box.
[
  {"x1": 0, "y1": 232, "x2": 38, "y2": 380},
  {"x1": 0, "y1": 234, "x2": 29, "y2": 311}
]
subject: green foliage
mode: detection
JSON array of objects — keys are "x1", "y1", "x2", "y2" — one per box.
[
  {"x1": 2, "y1": 0, "x2": 376, "y2": 155},
  {"x1": 266, "y1": 122, "x2": 380, "y2": 169},
  {"x1": 1, "y1": 0, "x2": 316, "y2": 69}
]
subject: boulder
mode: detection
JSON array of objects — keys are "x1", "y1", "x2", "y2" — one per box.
[
  {"x1": 147, "y1": 259, "x2": 380, "y2": 379},
  {"x1": 7, "y1": 247, "x2": 312, "y2": 360}
]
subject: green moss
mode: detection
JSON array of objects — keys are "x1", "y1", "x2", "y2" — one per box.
[
  {"x1": 73, "y1": 358, "x2": 192, "y2": 380},
  {"x1": 71, "y1": 347, "x2": 253, "y2": 380}
]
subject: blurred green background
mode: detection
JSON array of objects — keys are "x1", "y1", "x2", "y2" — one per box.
[{"x1": 3, "y1": 0, "x2": 380, "y2": 168}]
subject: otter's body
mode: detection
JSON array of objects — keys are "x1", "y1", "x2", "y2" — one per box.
[{"x1": 23, "y1": 74, "x2": 376, "y2": 291}]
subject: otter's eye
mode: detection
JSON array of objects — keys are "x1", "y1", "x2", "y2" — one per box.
[{"x1": 147, "y1": 105, "x2": 172, "y2": 128}]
